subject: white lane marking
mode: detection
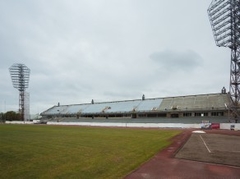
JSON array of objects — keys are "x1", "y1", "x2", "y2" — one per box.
[
  {"x1": 216, "y1": 150, "x2": 240, "y2": 153},
  {"x1": 232, "y1": 151, "x2": 240, "y2": 153},
  {"x1": 200, "y1": 135, "x2": 211, "y2": 153}
]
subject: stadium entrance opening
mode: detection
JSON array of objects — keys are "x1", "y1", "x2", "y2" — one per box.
[{"x1": 171, "y1": 113, "x2": 179, "y2": 118}]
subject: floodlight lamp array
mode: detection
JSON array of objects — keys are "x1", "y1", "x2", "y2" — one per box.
[
  {"x1": 208, "y1": 0, "x2": 240, "y2": 48},
  {"x1": 9, "y1": 63, "x2": 30, "y2": 92}
]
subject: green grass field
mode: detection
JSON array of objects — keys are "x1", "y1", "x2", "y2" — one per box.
[{"x1": 0, "y1": 124, "x2": 181, "y2": 179}]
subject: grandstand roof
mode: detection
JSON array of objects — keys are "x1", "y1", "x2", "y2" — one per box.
[{"x1": 41, "y1": 93, "x2": 230, "y2": 116}]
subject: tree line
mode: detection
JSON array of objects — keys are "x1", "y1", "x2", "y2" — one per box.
[{"x1": 0, "y1": 111, "x2": 21, "y2": 122}]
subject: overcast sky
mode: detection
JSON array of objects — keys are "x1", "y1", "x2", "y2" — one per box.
[{"x1": 0, "y1": 0, "x2": 230, "y2": 114}]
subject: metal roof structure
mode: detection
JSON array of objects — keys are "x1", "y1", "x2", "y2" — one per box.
[{"x1": 41, "y1": 93, "x2": 230, "y2": 118}]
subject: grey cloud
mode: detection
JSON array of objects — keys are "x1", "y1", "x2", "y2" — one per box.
[
  {"x1": 0, "y1": 1, "x2": 230, "y2": 114},
  {"x1": 150, "y1": 49, "x2": 203, "y2": 71}
]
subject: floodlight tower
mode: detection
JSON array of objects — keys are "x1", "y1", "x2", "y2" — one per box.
[
  {"x1": 208, "y1": 0, "x2": 240, "y2": 122},
  {"x1": 9, "y1": 63, "x2": 30, "y2": 121}
]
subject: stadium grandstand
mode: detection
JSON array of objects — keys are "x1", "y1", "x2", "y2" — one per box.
[{"x1": 41, "y1": 89, "x2": 231, "y2": 123}]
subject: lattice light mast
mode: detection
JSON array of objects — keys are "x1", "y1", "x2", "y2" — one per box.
[
  {"x1": 9, "y1": 64, "x2": 30, "y2": 121},
  {"x1": 208, "y1": 0, "x2": 240, "y2": 123}
]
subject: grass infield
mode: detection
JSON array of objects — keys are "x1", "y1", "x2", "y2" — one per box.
[{"x1": 0, "y1": 124, "x2": 180, "y2": 179}]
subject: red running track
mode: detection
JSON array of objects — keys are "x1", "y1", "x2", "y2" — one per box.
[{"x1": 124, "y1": 130, "x2": 240, "y2": 179}]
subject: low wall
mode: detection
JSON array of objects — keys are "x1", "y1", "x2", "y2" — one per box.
[
  {"x1": 47, "y1": 122, "x2": 201, "y2": 128},
  {"x1": 5, "y1": 121, "x2": 240, "y2": 130},
  {"x1": 5, "y1": 121, "x2": 34, "y2": 124},
  {"x1": 220, "y1": 123, "x2": 240, "y2": 130}
]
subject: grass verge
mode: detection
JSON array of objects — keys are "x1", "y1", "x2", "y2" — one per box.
[{"x1": 0, "y1": 124, "x2": 181, "y2": 178}]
